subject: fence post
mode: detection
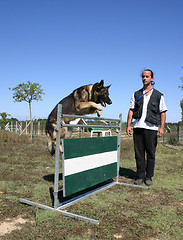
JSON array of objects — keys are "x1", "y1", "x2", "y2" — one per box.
[
  {"x1": 178, "y1": 125, "x2": 183, "y2": 142},
  {"x1": 26, "y1": 122, "x2": 28, "y2": 135},
  {"x1": 38, "y1": 122, "x2": 40, "y2": 136},
  {"x1": 54, "y1": 104, "x2": 62, "y2": 209},
  {"x1": 32, "y1": 122, "x2": 34, "y2": 139},
  {"x1": 177, "y1": 126, "x2": 179, "y2": 142},
  {"x1": 117, "y1": 114, "x2": 122, "y2": 183},
  {"x1": 5, "y1": 123, "x2": 9, "y2": 131},
  {"x1": 11, "y1": 122, "x2": 13, "y2": 132},
  {"x1": 43, "y1": 122, "x2": 45, "y2": 136},
  {"x1": 16, "y1": 121, "x2": 18, "y2": 132}
]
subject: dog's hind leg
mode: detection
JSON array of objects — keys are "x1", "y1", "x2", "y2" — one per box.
[
  {"x1": 52, "y1": 140, "x2": 62, "y2": 153},
  {"x1": 47, "y1": 134, "x2": 55, "y2": 156}
]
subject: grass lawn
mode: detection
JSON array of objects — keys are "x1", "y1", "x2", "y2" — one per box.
[{"x1": 0, "y1": 131, "x2": 183, "y2": 239}]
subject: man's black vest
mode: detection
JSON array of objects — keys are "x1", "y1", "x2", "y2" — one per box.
[{"x1": 133, "y1": 88, "x2": 163, "y2": 125}]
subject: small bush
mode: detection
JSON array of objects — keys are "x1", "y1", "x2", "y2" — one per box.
[{"x1": 166, "y1": 132, "x2": 178, "y2": 145}]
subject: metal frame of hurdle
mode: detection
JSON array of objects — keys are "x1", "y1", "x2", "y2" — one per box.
[{"x1": 19, "y1": 104, "x2": 148, "y2": 225}]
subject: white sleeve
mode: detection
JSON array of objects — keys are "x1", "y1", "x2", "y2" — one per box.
[
  {"x1": 129, "y1": 93, "x2": 135, "y2": 109},
  {"x1": 159, "y1": 95, "x2": 168, "y2": 113}
]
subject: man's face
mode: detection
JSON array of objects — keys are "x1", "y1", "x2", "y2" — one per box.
[{"x1": 142, "y1": 71, "x2": 153, "y2": 86}]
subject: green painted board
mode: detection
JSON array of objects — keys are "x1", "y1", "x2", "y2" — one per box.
[{"x1": 63, "y1": 137, "x2": 118, "y2": 197}]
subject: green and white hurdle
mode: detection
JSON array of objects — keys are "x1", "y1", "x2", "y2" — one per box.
[
  {"x1": 63, "y1": 136, "x2": 118, "y2": 197},
  {"x1": 20, "y1": 104, "x2": 147, "y2": 225}
]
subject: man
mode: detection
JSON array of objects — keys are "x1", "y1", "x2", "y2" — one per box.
[{"x1": 126, "y1": 69, "x2": 168, "y2": 186}]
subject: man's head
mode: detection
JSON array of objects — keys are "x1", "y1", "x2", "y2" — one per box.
[{"x1": 142, "y1": 69, "x2": 154, "y2": 87}]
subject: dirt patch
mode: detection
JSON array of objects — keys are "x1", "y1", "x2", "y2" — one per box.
[
  {"x1": 113, "y1": 233, "x2": 123, "y2": 239},
  {"x1": 162, "y1": 143, "x2": 183, "y2": 151},
  {"x1": 0, "y1": 215, "x2": 29, "y2": 237}
]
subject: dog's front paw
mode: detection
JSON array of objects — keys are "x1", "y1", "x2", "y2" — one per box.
[
  {"x1": 97, "y1": 110, "x2": 102, "y2": 117},
  {"x1": 97, "y1": 105, "x2": 102, "y2": 111}
]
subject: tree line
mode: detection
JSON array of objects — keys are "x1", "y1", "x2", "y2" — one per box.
[{"x1": 179, "y1": 67, "x2": 183, "y2": 121}]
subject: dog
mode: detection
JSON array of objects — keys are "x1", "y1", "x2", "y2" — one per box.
[{"x1": 45, "y1": 80, "x2": 112, "y2": 155}]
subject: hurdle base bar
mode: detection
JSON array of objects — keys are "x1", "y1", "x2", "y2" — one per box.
[
  {"x1": 57, "y1": 180, "x2": 148, "y2": 211},
  {"x1": 58, "y1": 180, "x2": 116, "y2": 210},
  {"x1": 116, "y1": 181, "x2": 148, "y2": 189},
  {"x1": 19, "y1": 198, "x2": 99, "y2": 225},
  {"x1": 19, "y1": 180, "x2": 147, "y2": 225}
]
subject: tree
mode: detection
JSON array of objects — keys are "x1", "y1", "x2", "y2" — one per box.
[
  {"x1": 180, "y1": 99, "x2": 183, "y2": 122},
  {"x1": 0, "y1": 112, "x2": 11, "y2": 127},
  {"x1": 180, "y1": 67, "x2": 183, "y2": 122},
  {"x1": 9, "y1": 81, "x2": 45, "y2": 139},
  {"x1": 179, "y1": 79, "x2": 183, "y2": 90},
  {"x1": 0, "y1": 112, "x2": 11, "y2": 122},
  {"x1": 0, "y1": 112, "x2": 11, "y2": 129},
  {"x1": 179, "y1": 67, "x2": 183, "y2": 90}
]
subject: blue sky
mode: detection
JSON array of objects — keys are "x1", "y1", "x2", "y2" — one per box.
[{"x1": 0, "y1": 0, "x2": 183, "y2": 122}]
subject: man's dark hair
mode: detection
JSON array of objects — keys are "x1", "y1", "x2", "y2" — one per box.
[{"x1": 142, "y1": 69, "x2": 154, "y2": 78}]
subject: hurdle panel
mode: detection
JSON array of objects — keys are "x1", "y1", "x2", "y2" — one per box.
[{"x1": 62, "y1": 136, "x2": 118, "y2": 197}]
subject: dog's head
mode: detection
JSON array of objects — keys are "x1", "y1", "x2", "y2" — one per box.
[{"x1": 92, "y1": 80, "x2": 112, "y2": 107}]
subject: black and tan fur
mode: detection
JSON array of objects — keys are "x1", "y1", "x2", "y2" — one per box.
[{"x1": 45, "y1": 80, "x2": 112, "y2": 155}]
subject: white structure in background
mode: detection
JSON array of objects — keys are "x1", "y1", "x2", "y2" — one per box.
[{"x1": 69, "y1": 118, "x2": 112, "y2": 137}]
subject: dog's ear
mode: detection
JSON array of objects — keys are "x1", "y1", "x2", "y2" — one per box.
[
  {"x1": 95, "y1": 80, "x2": 104, "y2": 90},
  {"x1": 93, "y1": 80, "x2": 104, "y2": 92},
  {"x1": 100, "y1": 79, "x2": 104, "y2": 85},
  {"x1": 98, "y1": 80, "x2": 104, "y2": 88},
  {"x1": 106, "y1": 85, "x2": 111, "y2": 89}
]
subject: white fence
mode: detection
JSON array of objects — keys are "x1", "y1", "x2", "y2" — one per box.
[
  {"x1": 4, "y1": 121, "x2": 46, "y2": 136},
  {"x1": 5, "y1": 122, "x2": 22, "y2": 133}
]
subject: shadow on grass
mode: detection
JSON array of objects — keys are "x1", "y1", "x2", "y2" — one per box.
[
  {"x1": 43, "y1": 173, "x2": 63, "y2": 182},
  {"x1": 49, "y1": 180, "x2": 114, "y2": 207},
  {"x1": 44, "y1": 169, "x2": 137, "y2": 207},
  {"x1": 119, "y1": 167, "x2": 137, "y2": 180}
]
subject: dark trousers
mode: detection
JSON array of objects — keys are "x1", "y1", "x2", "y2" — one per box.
[{"x1": 133, "y1": 128, "x2": 158, "y2": 179}]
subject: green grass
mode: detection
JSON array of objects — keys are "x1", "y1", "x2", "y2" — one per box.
[{"x1": 0, "y1": 131, "x2": 183, "y2": 239}]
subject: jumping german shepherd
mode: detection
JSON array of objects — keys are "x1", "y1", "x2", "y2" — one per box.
[{"x1": 45, "y1": 80, "x2": 112, "y2": 155}]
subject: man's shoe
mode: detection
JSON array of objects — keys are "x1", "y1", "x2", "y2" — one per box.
[
  {"x1": 134, "y1": 178, "x2": 144, "y2": 185},
  {"x1": 145, "y1": 178, "x2": 153, "y2": 186}
]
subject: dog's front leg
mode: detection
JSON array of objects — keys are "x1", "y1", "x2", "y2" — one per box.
[
  {"x1": 76, "y1": 102, "x2": 102, "y2": 114},
  {"x1": 96, "y1": 110, "x2": 102, "y2": 117}
]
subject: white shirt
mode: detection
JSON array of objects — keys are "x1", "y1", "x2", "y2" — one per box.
[{"x1": 129, "y1": 89, "x2": 168, "y2": 131}]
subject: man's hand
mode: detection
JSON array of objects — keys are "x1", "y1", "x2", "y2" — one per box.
[
  {"x1": 157, "y1": 112, "x2": 166, "y2": 137},
  {"x1": 126, "y1": 110, "x2": 133, "y2": 137},
  {"x1": 157, "y1": 127, "x2": 164, "y2": 138},
  {"x1": 126, "y1": 126, "x2": 132, "y2": 136}
]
